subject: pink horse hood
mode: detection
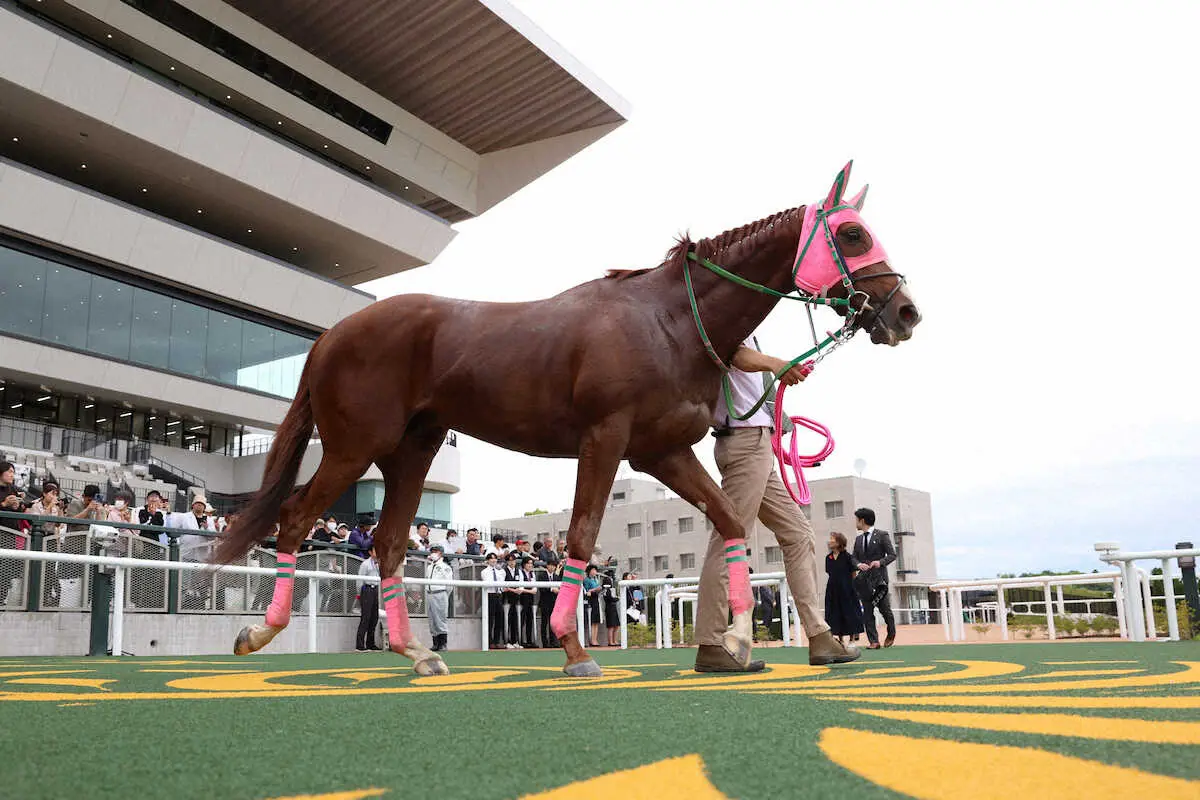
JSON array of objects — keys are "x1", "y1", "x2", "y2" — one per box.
[{"x1": 792, "y1": 162, "x2": 889, "y2": 295}]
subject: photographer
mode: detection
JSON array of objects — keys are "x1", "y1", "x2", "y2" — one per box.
[{"x1": 1, "y1": 460, "x2": 24, "y2": 512}]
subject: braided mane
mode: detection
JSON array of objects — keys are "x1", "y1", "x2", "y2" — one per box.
[{"x1": 604, "y1": 206, "x2": 803, "y2": 281}]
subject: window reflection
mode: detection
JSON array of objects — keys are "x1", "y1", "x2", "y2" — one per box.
[{"x1": 0, "y1": 241, "x2": 316, "y2": 398}]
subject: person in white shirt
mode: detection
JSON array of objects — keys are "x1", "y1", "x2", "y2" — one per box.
[
  {"x1": 480, "y1": 552, "x2": 506, "y2": 648},
  {"x1": 444, "y1": 529, "x2": 465, "y2": 555},
  {"x1": 425, "y1": 545, "x2": 454, "y2": 651},
  {"x1": 694, "y1": 336, "x2": 859, "y2": 673},
  {"x1": 356, "y1": 547, "x2": 381, "y2": 651},
  {"x1": 166, "y1": 494, "x2": 219, "y2": 608}
]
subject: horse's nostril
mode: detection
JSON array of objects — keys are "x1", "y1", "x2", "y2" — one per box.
[{"x1": 898, "y1": 303, "x2": 922, "y2": 329}]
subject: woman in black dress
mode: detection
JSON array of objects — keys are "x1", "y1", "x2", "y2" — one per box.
[{"x1": 824, "y1": 532, "x2": 864, "y2": 645}]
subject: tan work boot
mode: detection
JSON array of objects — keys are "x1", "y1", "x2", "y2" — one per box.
[
  {"x1": 808, "y1": 630, "x2": 861, "y2": 666},
  {"x1": 694, "y1": 644, "x2": 766, "y2": 673}
]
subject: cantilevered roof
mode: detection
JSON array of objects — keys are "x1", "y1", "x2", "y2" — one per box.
[{"x1": 224, "y1": 0, "x2": 630, "y2": 154}]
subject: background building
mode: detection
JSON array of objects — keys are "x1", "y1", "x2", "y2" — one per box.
[
  {"x1": 492, "y1": 474, "x2": 937, "y2": 616},
  {"x1": 0, "y1": 0, "x2": 628, "y2": 518}
]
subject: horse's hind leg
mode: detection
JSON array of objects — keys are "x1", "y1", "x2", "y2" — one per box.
[
  {"x1": 234, "y1": 453, "x2": 368, "y2": 655},
  {"x1": 631, "y1": 448, "x2": 756, "y2": 668},
  {"x1": 374, "y1": 425, "x2": 450, "y2": 676}
]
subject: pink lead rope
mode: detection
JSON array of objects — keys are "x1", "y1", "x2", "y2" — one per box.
[{"x1": 771, "y1": 362, "x2": 835, "y2": 506}]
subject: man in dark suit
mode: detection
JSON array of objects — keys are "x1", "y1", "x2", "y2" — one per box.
[{"x1": 851, "y1": 507, "x2": 897, "y2": 649}]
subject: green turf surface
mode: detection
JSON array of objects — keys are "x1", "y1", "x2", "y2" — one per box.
[{"x1": 1, "y1": 642, "x2": 1197, "y2": 799}]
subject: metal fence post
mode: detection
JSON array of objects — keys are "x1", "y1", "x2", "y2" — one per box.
[
  {"x1": 25, "y1": 523, "x2": 45, "y2": 612},
  {"x1": 167, "y1": 536, "x2": 180, "y2": 615},
  {"x1": 308, "y1": 577, "x2": 319, "y2": 653},
  {"x1": 618, "y1": 585, "x2": 628, "y2": 650}
]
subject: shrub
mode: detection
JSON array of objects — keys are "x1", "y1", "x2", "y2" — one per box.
[{"x1": 971, "y1": 623, "x2": 992, "y2": 640}]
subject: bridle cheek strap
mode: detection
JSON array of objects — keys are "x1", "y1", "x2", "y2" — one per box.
[{"x1": 792, "y1": 203, "x2": 890, "y2": 295}]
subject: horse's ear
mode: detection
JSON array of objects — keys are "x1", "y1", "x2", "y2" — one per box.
[
  {"x1": 823, "y1": 160, "x2": 854, "y2": 210},
  {"x1": 848, "y1": 184, "x2": 869, "y2": 211}
]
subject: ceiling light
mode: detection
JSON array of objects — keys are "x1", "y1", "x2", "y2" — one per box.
[
  {"x1": 246, "y1": 228, "x2": 253, "y2": 233},
  {"x1": 10, "y1": 137, "x2": 17, "y2": 143},
  {"x1": 37, "y1": 395, "x2": 51, "y2": 402},
  {"x1": 167, "y1": 421, "x2": 181, "y2": 427},
  {"x1": 95, "y1": 418, "x2": 107, "y2": 423},
  {"x1": 120, "y1": 412, "x2": 132, "y2": 418},
  {"x1": 334, "y1": 262, "x2": 340, "y2": 267},
  {"x1": 197, "y1": 209, "x2": 203, "y2": 214},
  {"x1": 364, "y1": 165, "x2": 371, "y2": 170},
  {"x1": 83, "y1": 403, "x2": 94, "y2": 409},
  {"x1": 80, "y1": 163, "x2": 87, "y2": 169},
  {"x1": 10, "y1": 403, "x2": 22, "y2": 409},
  {"x1": 189, "y1": 425, "x2": 204, "y2": 431},
  {"x1": 276, "y1": 121, "x2": 283, "y2": 126},
  {"x1": 149, "y1": 416, "x2": 156, "y2": 420},
  {"x1": 226, "y1": 95, "x2": 232, "y2": 100},
  {"x1": 322, "y1": 144, "x2": 328, "y2": 149},
  {"x1": 292, "y1": 247, "x2": 299, "y2": 252},
  {"x1": 169, "y1": 65, "x2": 176, "y2": 71},
  {"x1": 106, "y1": 34, "x2": 113, "y2": 39},
  {"x1": 140, "y1": 187, "x2": 148, "y2": 193}
]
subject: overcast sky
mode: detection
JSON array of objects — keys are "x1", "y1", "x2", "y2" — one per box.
[{"x1": 362, "y1": 1, "x2": 1200, "y2": 580}]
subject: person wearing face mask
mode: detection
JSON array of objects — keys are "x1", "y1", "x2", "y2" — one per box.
[
  {"x1": 425, "y1": 544, "x2": 454, "y2": 651},
  {"x1": 166, "y1": 494, "x2": 219, "y2": 609}
]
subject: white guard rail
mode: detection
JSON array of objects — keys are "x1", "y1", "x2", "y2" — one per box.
[
  {"x1": 930, "y1": 572, "x2": 1128, "y2": 643},
  {"x1": 1096, "y1": 543, "x2": 1200, "y2": 642},
  {"x1": 617, "y1": 573, "x2": 794, "y2": 650},
  {"x1": 1, "y1": 548, "x2": 567, "y2": 655}
]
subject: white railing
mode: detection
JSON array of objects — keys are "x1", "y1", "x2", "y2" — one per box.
[
  {"x1": 930, "y1": 572, "x2": 1129, "y2": 642},
  {"x1": 0, "y1": 547, "x2": 577, "y2": 656},
  {"x1": 1095, "y1": 543, "x2": 1200, "y2": 642}
]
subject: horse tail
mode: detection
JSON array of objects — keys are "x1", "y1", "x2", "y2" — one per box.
[{"x1": 215, "y1": 355, "x2": 317, "y2": 565}]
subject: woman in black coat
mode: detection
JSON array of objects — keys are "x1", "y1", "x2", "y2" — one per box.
[{"x1": 825, "y1": 532, "x2": 865, "y2": 644}]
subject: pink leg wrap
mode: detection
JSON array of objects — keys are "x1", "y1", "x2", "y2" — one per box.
[
  {"x1": 264, "y1": 552, "x2": 296, "y2": 627},
  {"x1": 724, "y1": 539, "x2": 754, "y2": 617},
  {"x1": 381, "y1": 576, "x2": 412, "y2": 649},
  {"x1": 551, "y1": 558, "x2": 588, "y2": 638}
]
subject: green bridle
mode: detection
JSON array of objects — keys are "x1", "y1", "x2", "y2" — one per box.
[{"x1": 683, "y1": 202, "x2": 890, "y2": 421}]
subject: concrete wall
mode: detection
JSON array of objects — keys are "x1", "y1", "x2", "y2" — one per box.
[
  {"x1": 0, "y1": 159, "x2": 374, "y2": 330},
  {"x1": 0, "y1": 5, "x2": 454, "y2": 267},
  {"x1": 0, "y1": 611, "x2": 481, "y2": 656}
]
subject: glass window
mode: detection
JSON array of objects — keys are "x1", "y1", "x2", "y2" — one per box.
[
  {"x1": 628, "y1": 558, "x2": 643, "y2": 573},
  {"x1": 627, "y1": 522, "x2": 642, "y2": 538},
  {"x1": 678, "y1": 517, "x2": 694, "y2": 533},
  {"x1": 168, "y1": 300, "x2": 208, "y2": 377},
  {"x1": 825, "y1": 501, "x2": 844, "y2": 519},
  {"x1": 205, "y1": 311, "x2": 243, "y2": 384},
  {"x1": 129, "y1": 287, "x2": 173, "y2": 369},
  {"x1": 1, "y1": 240, "x2": 315, "y2": 398},
  {"x1": 42, "y1": 265, "x2": 90, "y2": 350},
  {"x1": 679, "y1": 553, "x2": 696, "y2": 570},
  {"x1": 653, "y1": 555, "x2": 669, "y2": 572},
  {"x1": 652, "y1": 520, "x2": 667, "y2": 536},
  {"x1": 88, "y1": 276, "x2": 134, "y2": 359},
  {"x1": 0, "y1": 247, "x2": 46, "y2": 337},
  {"x1": 765, "y1": 546, "x2": 782, "y2": 564}
]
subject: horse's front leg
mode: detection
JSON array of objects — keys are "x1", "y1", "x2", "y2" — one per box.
[{"x1": 550, "y1": 417, "x2": 630, "y2": 678}]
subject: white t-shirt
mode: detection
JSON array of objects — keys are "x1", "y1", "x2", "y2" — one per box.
[{"x1": 712, "y1": 336, "x2": 774, "y2": 428}]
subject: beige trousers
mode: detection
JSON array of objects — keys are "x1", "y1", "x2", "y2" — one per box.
[{"x1": 695, "y1": 427, "x2": 829, "y2": 646}]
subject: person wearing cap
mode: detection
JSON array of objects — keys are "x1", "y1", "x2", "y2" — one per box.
[
  {"x1": 167, "y1": 493, "x2": 219, "y2": 609},
  {"x1": 425, "y1": 544, "x2": 454, "y2": 652}
]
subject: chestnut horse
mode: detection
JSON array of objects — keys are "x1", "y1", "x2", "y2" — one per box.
[{"x1": 216, "y1": 162, "x2": 921, "y2": 677}]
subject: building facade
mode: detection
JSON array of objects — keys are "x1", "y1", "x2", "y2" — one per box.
[
  {"x1": 0, "y1": 0, "x2": 628, "y2": 516},
  {"x1": 492, "y1": 474, "x2": 937, "y2": 616}
]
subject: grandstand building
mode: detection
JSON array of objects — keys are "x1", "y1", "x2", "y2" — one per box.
[
  {"x1": 492, "y1": 475, "x2": 939, "y2": 617},
  {"x1": 0, "y1": 0, "x2": 629, "y2": 518}
]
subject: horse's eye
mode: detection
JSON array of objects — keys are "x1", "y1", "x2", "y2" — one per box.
[{"x1": 845, "y1": 229, "x2": 861, "y2": 241}]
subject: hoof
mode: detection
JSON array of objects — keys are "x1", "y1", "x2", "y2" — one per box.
[
  {"x1": 233, "y1": 626, "x2": 256, "y2": 656},
  {"x1": 721, "y1": 632, "x2": 753, "y2": 668},
  {"x1": 413, "y1": 657, "x2": 450, "y2": 676},
  {"x1": 563, "y1": 659, "x2": 603, "y2": 678}
]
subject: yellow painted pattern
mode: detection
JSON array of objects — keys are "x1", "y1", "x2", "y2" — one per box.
[
  {"x1": 805, "y1": 693, "x2": 1200, "y2": 710},
  {"x1": 521, "y1": 755, "x2": 726, "y2": 799},
  {"x1": 852, "y1": 708, "x2": 1200, "y2": 744},
  {"x1": 268, "y1": 789, "x2": 387, "y2": 800},
  {"x1": 7, "y1": 678, "x2": 116, "y2": 691},
  {"x1": 1013, "y1": 669, "x2": 1143, "y2": 679},
  {"x1": 819, "y1": 728, "x2": 1200, "y2": 799}
]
